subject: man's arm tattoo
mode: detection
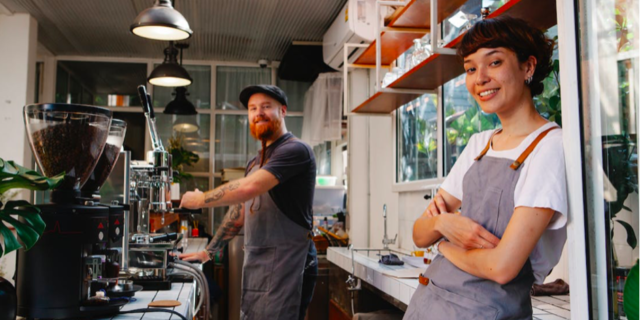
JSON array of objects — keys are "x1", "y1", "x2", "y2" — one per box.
[
  {"x1": 204, "y1": 181, "x2": 240, "y2": 204},
  {"x1": 206, "y1": 203, "x2": 245, "y2": 253}
]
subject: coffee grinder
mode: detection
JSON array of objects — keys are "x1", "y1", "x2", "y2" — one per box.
[
  {"x1": 17, "y1": 103, "x2": 125, "y2": 319},
  {"x1": 80, "y1": 118, "x2": 128, "y2": 283}
]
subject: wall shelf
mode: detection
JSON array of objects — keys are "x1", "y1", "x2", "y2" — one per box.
[
  {"x1": 353, "y1": 0, "x2": 467, "y2": 66},
  {"x1": 352, "y1": 0, "x2": 558, "y2": 114}
]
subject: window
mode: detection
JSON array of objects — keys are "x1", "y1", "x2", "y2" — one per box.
[
  {"x1": 215, "y1": 66, "x2": 271, "y2": 110},
  {"x1": 396, "y1": 94, "x2": 439, "y2": 182},
  {"x1": 443, "y1": 73, "x2": 501, "y2": 175},
  {"x1": 576, "y1": 0, "x2": 639, "y2": 317}
]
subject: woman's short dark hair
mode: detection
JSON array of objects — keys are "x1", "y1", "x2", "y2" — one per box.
[{"x1": 457, "y1": 16, "x2": 555, "y2": 97}]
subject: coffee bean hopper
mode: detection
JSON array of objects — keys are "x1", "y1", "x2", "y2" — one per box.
[
  {"x1": 17, "y1": 103, "x2": 128, "y2": 319},
  {"x1": 126, "y1": 85, "x2": 201, "y2": 290}
]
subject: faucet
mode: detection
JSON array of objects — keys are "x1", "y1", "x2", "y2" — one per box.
[{"x1": 382, "y1": 204, "x2": 397, "y2": 249}]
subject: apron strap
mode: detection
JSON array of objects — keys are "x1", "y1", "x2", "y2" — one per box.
[
  {"x1": 474, "y1": 129, "x2": 503, "y2": 161},
  {"x1": 509, "y1": 126, "x2": 559, "y2": 170}
]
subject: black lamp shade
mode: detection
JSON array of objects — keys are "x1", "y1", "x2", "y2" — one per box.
[
  {"x1": 131, "y1": 0, "x2": 193, "y2": 41},
  {"x1": 148, "y1": 63, "x2": 192, "y2": 87},
  {"x1": 164, "y1": 87, "x2": 197, "y2": 115}
]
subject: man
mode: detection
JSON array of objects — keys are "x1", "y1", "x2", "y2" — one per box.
[{"x1": 179, "y1": 85, "x2": 317, "y2": 320}]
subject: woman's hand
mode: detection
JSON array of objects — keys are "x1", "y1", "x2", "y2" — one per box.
[
  {"x1": 180, "y1": 188, "x2": 204, "y2": 209},
  {"x1": 436, "y1": 214, "x2": 500, "y2": 250},
  {"x1": 424, "y1": 193, "x2": 449, "y2": 218},
  {"x1": 176, "y1": 250, "x2": 210, "y2": 263}
]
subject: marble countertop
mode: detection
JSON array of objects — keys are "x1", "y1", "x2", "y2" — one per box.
[{"x1": 327, "y1": 247, "x2": 571, "y2": 319}]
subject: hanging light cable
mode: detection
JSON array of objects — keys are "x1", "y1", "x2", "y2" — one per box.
[
  {"x1": 130, "y1": 0, "x2": 192, "y2": 41},
  {"x1": 148, "y1": 41, "x2": 192, "y2": 87}
]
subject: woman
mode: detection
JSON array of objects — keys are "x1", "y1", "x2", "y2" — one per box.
[{"x1": 404, "y1": 16, "x2": 567, "y2": 319}]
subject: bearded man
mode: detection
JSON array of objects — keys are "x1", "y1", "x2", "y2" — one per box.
[{"x1": 179, "y1": 85, "x2": 318, "y2": 320}]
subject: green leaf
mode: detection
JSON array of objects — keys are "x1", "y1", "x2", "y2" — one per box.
[
  {"x1": 0, "y1": 221, "x2": 22, "y2": 257},
  {"x1": 2, "y1": 215, "x2": 40, "y2": 251},
  {"x1": 3, "y1": 200, "x2": 45, "y2": 235},
  {"x1": 627, "y1": 33, "x2": 634, "y2": 40},
  {"x1": 623, "y1": 260, "x2": 640, "y2": 320},
  {"x1": 616, "y1": 220, "x2": 638, "y2": 249},
  {"x1": 0, "y1": 159, "x2": 64, "y2": 195}
]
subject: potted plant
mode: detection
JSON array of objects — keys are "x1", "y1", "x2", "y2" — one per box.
[
  {"x1": 0, "y1": 157, "x2": 63, "y2": 320},
  {"x1": 168, "y1": 134, "x2": 200, "y2": 188}
]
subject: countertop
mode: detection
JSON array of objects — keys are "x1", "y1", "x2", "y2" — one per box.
[
  {"x1": 327, "y1": 247, "x2": 571, "y2": 320},
  {"x1": 96, "y1": 238, "x2": 208, "y2": 320}
]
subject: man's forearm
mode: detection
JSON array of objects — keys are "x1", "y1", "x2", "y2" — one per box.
[
  {"x1": 206, "y1": 203, "x2": 245, "y2": 254},
  {"x1": 202, "y1": 180, "x2": 245, "y2": 208}
]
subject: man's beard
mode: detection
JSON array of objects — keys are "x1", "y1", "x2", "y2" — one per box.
[{"x1": 249, "y1": 115, "x2": 282, "y2": 141}]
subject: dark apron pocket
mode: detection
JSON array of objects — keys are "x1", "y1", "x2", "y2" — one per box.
[
  {"x1": 424, "y1": 281, "x2": 499, "y2": 320},
  {"x1": 242, "y1": 246, "x2": 276, "y2": 292}
]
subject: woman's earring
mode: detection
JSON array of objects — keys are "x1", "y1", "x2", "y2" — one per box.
[{"x1": 525, "y1": 76, "x2": 533, "y2": 85}]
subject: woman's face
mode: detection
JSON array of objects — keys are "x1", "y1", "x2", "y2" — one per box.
[{"x1": 463, "y1": 47, "x2": 534, "y2": 115}]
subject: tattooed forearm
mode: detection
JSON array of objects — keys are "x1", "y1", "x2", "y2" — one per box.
[
  {"x1": 204, "y1": 181, "x2": 240, "y2": 204},
  {"x1": 206, "y1": 203, "x2": 245, "y2": 253}
]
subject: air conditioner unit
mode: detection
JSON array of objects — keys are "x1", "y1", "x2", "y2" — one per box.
[{"x1": 323, "y1": 0, "x2": 376, "y2": 70}]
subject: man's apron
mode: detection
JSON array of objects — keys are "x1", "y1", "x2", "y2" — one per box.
[
  {"x1": 240, "y1": 163, "x2": 312, "y2": 320},
  {"x1": 403, "y1": 126, "x2": 558, "y2": 320}
]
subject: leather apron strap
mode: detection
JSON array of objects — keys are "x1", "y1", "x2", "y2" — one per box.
[{"x1": 474, "y1": 126, "x2": 559, "y2": 170}]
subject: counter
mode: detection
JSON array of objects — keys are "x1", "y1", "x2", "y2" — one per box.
[
  {"x1": 96, "y1": 238, "x2": 208, "y2": 320},
  {"x1": 327, "y1": 247, "x2": 571, "y2": 320}
]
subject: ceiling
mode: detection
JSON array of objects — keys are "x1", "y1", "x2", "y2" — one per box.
[{"x1": 0, "y1": 0, "x2": 347, "y2": 62}]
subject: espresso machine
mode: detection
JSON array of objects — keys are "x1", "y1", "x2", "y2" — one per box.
[
  {"x1": 17, "y1": 103, "x2": 127, "y2": 318},
  {"x1": 125, "y1": 85, "x2": 200, "y2": 290}
]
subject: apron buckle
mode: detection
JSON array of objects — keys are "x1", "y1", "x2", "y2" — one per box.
[{"x1": 419, "y1": 273, "x2": 430, "y2": 286}]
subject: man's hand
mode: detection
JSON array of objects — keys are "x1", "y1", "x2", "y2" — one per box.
[
  {"x1": 180, "y1": 188, "x2": 204, "y2": 209},
  {"x1": 436, "y1": 214, "x2": 500, "y2": 250},
  {"x1": 176, "y1": 250, "x2": 210, "y2": 263}
]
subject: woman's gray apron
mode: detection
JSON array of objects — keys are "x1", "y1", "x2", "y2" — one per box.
[
  {"x1": 240, "y1": 163, "x2": 312, "y2": 320},
  {"x1": 404, "y1": 127, "x2": 558, "y2": 320}
]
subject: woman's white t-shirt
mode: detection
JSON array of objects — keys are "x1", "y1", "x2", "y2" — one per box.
[{"x1": 440, "y1": 121, "x2": 567, "y2": 284}]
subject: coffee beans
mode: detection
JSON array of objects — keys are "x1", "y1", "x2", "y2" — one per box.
[{"x1": 32, "y1": 123, "x2": 108, "y2": 190}]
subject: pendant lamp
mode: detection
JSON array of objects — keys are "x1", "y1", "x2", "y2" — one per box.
[
  {"x1": 131, "y1": 0, "x2": 192, "y2": 41},
  {"x1": 164, "y1": 87, "x2": 197, "y2": 115},
  {"x1": 148, "y1": 41, "x2": 192, "y2": 87}
]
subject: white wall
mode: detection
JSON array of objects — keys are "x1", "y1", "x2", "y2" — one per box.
[
  {"x1": 0, "y1": 13, "x2": 38, "y2": 284},
  {"x1": 0, "y1": 13, "x2": 37, "y2": 168}
]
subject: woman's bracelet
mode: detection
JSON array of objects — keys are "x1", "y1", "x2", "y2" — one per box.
[{"x1": 431, "y1": 238, "x2": 447, "y2": 256}]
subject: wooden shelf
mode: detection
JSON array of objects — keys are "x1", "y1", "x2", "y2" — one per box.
[
  {"x1": 353, "y1": 0, "x2": 467, "y2": 66},
  {"x1": 351, "y1": 90, "x2": 420, "y2": 114},
  {"x1": 353, "y1": 0, "x2": 558, "y2": 114}
]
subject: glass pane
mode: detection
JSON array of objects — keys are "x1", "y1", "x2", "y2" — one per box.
[
  {"x1": 215, "y1": 66, "x2": 271, "y2": 110},
  {"x1": 55, "y1": 61, "x2": 146, "y2": 107},
  {"x1": 155, "y1": 113, "x2": 211, "y2": 173},
  {"x1": 314, "y1": 142, "x2": 332, "y2": 176},
  {"x1": 214, "y1": 114, "x2": 260, "y2": 172},
  {"x1": 286, "y1": 116, "x2": 303, "y2": 138},
  {"x1": 396, "y1": 94, "x2": 439, "y2": 182},
  {"x1": 113, "y1": 112, "x2": 147, "y2": 161},
  {"x1": 577, "y1": 0, "x2": 639, "y2": 318},
  {"x1": 55, "y1": 67, "x2": 69, "y2": 103},
  {"x1": 442, "y1": 0, "x2": 481, "y2": 44},
  {"x1": 153, "y1": 65, "x2": 211, "y2": 109},
  {"x1": 443, "y1": 73, "x2": 501, "y2": 175},
  {"x1": 276, "y1": 78, "x2": 312, "y2": 112}
]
